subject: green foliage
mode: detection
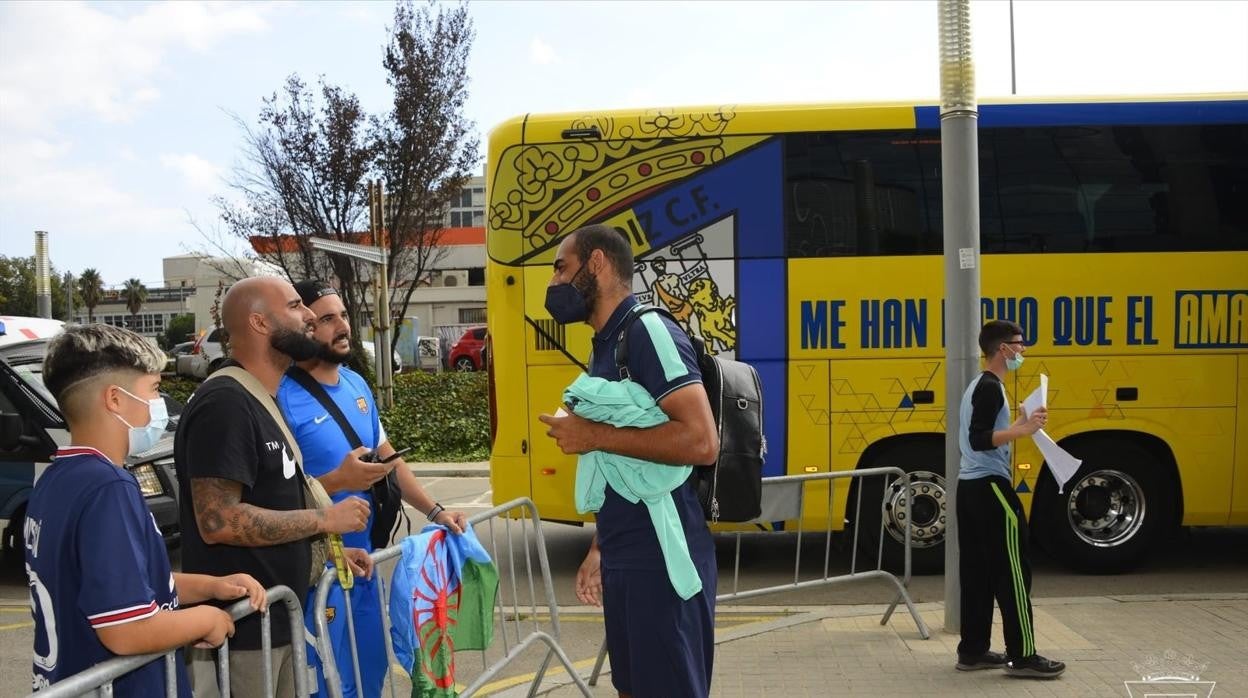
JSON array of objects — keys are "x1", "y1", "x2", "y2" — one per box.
[
  {"x1": 162, "y1": 313, "x2": 196, "y2": 350},
  {"x1": 0, "y1": 255, "x2": 74, "y2": 320},
  {"x1": 381, "y1": 370, "x2": 488, "y2": 462},
  {"x1": 161, "y1": 376, "x2": 200, "y2": 406}
]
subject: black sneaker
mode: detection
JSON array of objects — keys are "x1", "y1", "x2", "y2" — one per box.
[
  {"x1": 1005, "y1": 654, "x2": 1066, "y2": 679},
  {"x1": 956, "y1": 651, "x2": 1008, "y2": 671}
]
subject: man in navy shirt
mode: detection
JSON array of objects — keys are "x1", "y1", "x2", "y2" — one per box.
[
  {"x1": 28, "y1": 323, "x2": 265, "y2": 694},
  {"x1": 539, "y1": 224, "x2": 719, "y2": 698}
]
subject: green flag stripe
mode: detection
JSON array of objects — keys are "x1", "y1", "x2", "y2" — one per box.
[
  {"x1": 639, "y1": 311, "x2": 688, "y2": 382},
  {"x1": 991, "y1": 482, "x2": 1035, "y2": 657}
]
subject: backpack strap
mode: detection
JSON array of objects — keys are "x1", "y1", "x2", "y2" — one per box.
[
  {"x1": 613, "y1": 304, "x2": 681, "y2": 381},
  {"x1": 286, "y1": 366, "x2": 365, "y2": 451}
]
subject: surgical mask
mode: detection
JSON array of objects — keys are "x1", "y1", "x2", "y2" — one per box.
[
  {"x1": 112, "y1": 387, "x2": 170, "y2": 456},
  {"x1": 1005, "y1": 346, "x2": 1025, "y2": 371},
  {"x1": 545, "y1": 266, "x2": 592, "y2": 325}
]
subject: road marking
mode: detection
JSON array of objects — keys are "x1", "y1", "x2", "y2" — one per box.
[{"x1": 0, "y1": 621, "x2": 33, "y2": 631}]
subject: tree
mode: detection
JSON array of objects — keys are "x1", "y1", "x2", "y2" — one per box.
[
  {"x1": 375, "y1": 0, "x2": 478, "y2": 342},
  {"x1": 204, "y1": 0, "x2": 477, "y2": 358},
  {"x1": 122, "y1": 278, "x2": 148, "y2": 330},
  {"x1": 77, "y1": 268, "x2": 105, "y2": 322},
  {"x1": 162, "y1": 313, "x2": 196, "y2": 350},
  {"x1": 0, "y1": 255, "x2": 72, "y2": 320}
]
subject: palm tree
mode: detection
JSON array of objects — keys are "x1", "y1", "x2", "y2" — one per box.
[
  {"x1": 122, "y1": 278, "x2": 148, "y2": 331},
  {"x1": 77, "y1": 268, "x2": 104, "y2": 323}
]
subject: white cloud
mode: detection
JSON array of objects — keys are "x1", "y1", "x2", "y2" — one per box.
[
  {"x1": 530, "y1": 37, "x2": 558, "y2": 65},
  {"x1": 0, "y1": 1, "x2": 271, "y2": 131},
  {"x1": 160, "y1": 153, "x2": 223, "y2": 192}
]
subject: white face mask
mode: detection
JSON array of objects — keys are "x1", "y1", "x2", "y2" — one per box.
[
  {"x1": 112, "y1": 387, "x2": 169, "y2": 457},
  {"x1": 1004, "y1": 344, "x2": 1025, "y2": 371}
]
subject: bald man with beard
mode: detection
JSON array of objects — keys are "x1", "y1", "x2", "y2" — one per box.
[{"x1": 175, "y1": 277, "x2": 374, "y2": 698}]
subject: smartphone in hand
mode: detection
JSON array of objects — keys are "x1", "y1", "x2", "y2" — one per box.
[{"x1": 381, "y1": 447, "x2": 412, "y2": 464}]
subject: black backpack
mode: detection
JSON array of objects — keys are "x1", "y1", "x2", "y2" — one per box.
[{"x1": 614, "y1": 304, "x2": 765, "y2": 522}]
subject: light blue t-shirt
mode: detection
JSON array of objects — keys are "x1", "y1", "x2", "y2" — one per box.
[
  {"x1": 278, "y1": 366, "x2": 383, "y2": 550},
  {"x1": 958, "y1": 371, "x2": 1012, "y2": 481}
]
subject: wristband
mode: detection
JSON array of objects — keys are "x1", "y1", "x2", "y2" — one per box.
[{"x1": 427, "y1": 503, "x2": 445, "y2": 522}]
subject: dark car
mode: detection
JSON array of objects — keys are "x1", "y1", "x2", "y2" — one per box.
[
  {"x1": 447, "y1": 326, "x2": 487, "y2": 371},
  {"x1": 0, "y1": 338, "x2": 181, "y2": 561}
]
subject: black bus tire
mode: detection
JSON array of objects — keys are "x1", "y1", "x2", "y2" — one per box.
[
  {"x1": 1032, "y1": 438, "x2": 1173, "y2": 574},
  {"x1": 854, "y1": 438, "x2": 948, "y2": 576}
]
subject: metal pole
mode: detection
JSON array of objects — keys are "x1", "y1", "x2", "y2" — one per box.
[
  {"x1": 372, "y1": 180, "x2": 394, "y2": 410},
  {"x1": 1009, "y1": 0, "x2": 1018, "y2": 95},
  {"x1": 64, "y1": 272, "x2": 75, "y2": 322},
  {"x1": 939, "y1": 0, "x2": 981, "y2": 635},
  {"x1": 34, "y1": 231, "x2": 52, "y2": 319}
]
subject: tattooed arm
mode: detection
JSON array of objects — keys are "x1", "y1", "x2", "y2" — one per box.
[{"x1": 191, "y1": 478, "x2": 370, "y2": 546}]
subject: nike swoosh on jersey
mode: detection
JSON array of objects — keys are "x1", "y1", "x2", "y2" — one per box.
[
  {"x1": 314, "y1": 413, "x2": 330, "y2": 424},
  {"x1": 282, "y1": 446, "x2": 297, "y2": 479}
]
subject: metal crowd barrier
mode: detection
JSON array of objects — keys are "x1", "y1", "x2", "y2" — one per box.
[
  {"x1": 588, "y1": 467, "x2": 932, "y2": 686},
  {"x1": 29, "y1": 584, "x2": 309, "y2": 698},
  {"x1": 312, "y1": 497, "x2": 591, "y2": 698}
]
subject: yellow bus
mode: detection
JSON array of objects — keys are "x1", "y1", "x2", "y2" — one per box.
[{"x1": 484, "y1": 94, "x2": 1248, "y2": 574}]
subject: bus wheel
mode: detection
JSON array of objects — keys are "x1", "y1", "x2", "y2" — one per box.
[
  {"x1": 1032, "y1": 439, "x2": 1172, "y2": 573},
  {"x1": 856, "y1": 439, "x2": 947, "y2": 575}
]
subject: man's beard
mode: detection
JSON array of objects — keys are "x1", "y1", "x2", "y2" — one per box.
[
  {"x1": 575, "y1": 268, "x2": 600, "y2": 317},
  {"x1": 318, "y1": 332, "x2": 352, "y2": 364},
  {"x1": 270, "y1": 325, "x2": 321, "y2": 362}
]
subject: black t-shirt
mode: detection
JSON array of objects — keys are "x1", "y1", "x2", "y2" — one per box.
[{"x1": 174, "y1": 370, "x2": 310, "y2": 649}]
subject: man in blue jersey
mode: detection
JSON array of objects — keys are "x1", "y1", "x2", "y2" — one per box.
[
  {"x1": 27, "y1": 323, "x2": 266, "y2": 694},
  {"x1": 278, "y1": 280, "x2": 466, "y2": 697},
  {"x1": 537, "y1": 224, "x2": 719, "y2": 698},
  {"x1": 956, "y1": 320, "x2": 1065, "y2": 679}
]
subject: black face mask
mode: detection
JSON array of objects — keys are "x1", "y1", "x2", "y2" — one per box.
[
  {"x1": 545, "y1": 264, "x2": 597, "y2": 325},
  {"x1": 270, "y1": 325, "x2": 321, "y2": 362}
]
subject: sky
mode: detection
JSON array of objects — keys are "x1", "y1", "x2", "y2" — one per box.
[{"x1": 1, "y1": 0, "x2": 1245, "y2": 286}]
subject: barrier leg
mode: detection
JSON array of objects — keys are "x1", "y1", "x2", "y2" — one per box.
[
  {"x1": 588, "y1": 638, "x2": 609, "y2": 687},
  {"x1": 343, "y1": 587, "x2": 364, "y2": 695}
]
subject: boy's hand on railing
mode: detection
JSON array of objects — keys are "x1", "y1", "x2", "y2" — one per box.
[
  {"x1": 192, "y1": 607, "x2": 236, "y2": 649},
  {"x1": 211, "y1": 573, "x2": 268, "y2": 612}
]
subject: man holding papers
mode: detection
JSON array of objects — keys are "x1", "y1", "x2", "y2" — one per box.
[{"x1": 954, "y1": 320, "x2": 1066, "y2": 680}]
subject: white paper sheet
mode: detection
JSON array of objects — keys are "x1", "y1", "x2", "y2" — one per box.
[
  {"x1": 1033, "y1": 428, "x2": 1082, "y2": 493},
  {"x1": 1021, "y1": 374, "x2": 1048, "y2": 418}
]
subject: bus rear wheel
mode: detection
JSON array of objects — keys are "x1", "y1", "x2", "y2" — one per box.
[
  {"x1": 855, "y1": 439, "x2": 947, "y2": 576},
  {"x1": 1032, "y1": 438, "x2": 1172, "y2": 574}
]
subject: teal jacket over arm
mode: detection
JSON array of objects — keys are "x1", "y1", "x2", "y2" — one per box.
[{"x1": 565, "y1": 373, "x2": 702, "y2": 600}]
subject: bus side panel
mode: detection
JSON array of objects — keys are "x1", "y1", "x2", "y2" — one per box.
[
  {"x1": 486, "y1": 257, "x2": 532, "y2": 505},
  {"x1": 1232, "y1": 354, "x2": 1248, "y2": 524},
  {"x1": 526, "y1": 365, "x2": 585, "y2": 522}
]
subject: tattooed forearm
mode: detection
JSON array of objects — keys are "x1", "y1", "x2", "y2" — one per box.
[{"x1": 191, "y1": 477, "x2": 323, "y2": 547}]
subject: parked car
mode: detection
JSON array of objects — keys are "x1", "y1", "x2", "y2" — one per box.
[
  {"x1": 175, "y1": 328, "x2": 225, "y2": 380},
  {"x1": 0, "y1": 319, "x2": 182, "y2": 561},
  {"x1": 447, "y1": 326, "x2": 487, "y2": 371}
]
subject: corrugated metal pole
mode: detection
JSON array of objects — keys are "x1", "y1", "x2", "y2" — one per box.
[
  {"x1": 939, "y1": 0, "x2": 981, "y2": 635},
  {"x1": 35, "y1": 231, "x2": 52, "y2": 319}
]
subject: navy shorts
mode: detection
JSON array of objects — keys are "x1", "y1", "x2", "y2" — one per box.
[{"x1": 602, "y1": 555, "x2": 716, "y2": 698}]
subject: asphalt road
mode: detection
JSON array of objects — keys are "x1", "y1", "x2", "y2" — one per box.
[{"x1": 2, "y1": 475, "x2": 1245, "y2": 697}]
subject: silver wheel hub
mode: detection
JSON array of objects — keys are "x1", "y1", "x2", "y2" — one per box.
[
  {"x1": 1066, "y1": 469, "x2": 1146, "y2": 547},
  {"x1": 883, "y1": 471, "x2": 947, "y2": 549}
]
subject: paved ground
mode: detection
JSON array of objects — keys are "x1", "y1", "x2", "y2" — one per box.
[{"x1": 517, "y1": 594, "x2": 1245, "y2": 698}]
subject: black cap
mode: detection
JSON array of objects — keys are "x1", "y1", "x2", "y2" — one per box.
[{"x1": 293, "y1": 280, "x2": 338, "y2": 309}]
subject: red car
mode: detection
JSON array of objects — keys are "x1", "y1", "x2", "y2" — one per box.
[{"x1": 447, "y1": 326, "x2": 486, "y2": 371}]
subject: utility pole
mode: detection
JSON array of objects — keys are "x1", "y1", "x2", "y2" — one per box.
[
  {"x1": 370, "y1": 180, "x2": 394, "y2": 410},
  {"x1": 1009, "y1": 0, "x2": 1018, "y2": 95},
  {"x1": 64, "y1": 272, "x2": 75, "y2": 322},
  {"x1": 939, "y1": 0, "x2": 982, "y2": 635}
]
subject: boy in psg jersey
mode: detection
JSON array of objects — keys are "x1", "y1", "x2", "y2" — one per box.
[{"x1": 25, "y1": 324, "x2": 266, "y2": 694}]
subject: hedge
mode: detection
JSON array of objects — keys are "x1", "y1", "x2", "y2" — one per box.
[
  {"x1": 382, "y1": 371, "x2": 490, "y2": 462},
  {"x1": 164, "y1": 370, "x2": 490, "y2": 463}
]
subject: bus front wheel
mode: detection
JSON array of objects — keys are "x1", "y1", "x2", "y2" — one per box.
[
  {"x1": 855, "y1": 439, "x2": 948, "y2": 576},
  {"x1": 1032, "y1": 438, "x2": 1173, "y2": 574}
]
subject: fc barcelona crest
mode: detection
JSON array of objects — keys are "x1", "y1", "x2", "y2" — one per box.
[{"x1": 356, "y1": 397, "x2": 369, "y2": 414}]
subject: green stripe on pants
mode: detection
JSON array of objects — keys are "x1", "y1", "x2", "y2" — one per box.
[{"x1": 990, "y1": 482, "x2": 1034, "y2": 657}]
